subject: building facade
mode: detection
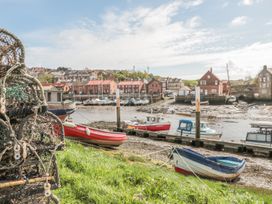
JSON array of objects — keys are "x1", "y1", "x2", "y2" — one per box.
[
  {"x1": 257, "y1": 65, "x2": 272, "y2": 99},
  {"x1": 198, "y1": 68, "x2": 223, "y2": 96},
  {"x1": 117, "y1": 81, "x2": 144, "y2": 94},
  {"x1": 86, "y1": 80, "x2": 117, "y2": 95},
  {"x1": 146, "y1": 79, "x2": 162, "y2": 95}
]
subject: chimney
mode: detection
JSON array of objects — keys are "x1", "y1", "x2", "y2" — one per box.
[
  {"x1": 210, "y1": 67, "x2": 213, "y2": 73},
  {"x1": 263, "y1": 65, "x2": 267, "y2": 70}
]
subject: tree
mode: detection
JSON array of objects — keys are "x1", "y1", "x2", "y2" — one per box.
[{"x1": 38, "y1": 72, "x2": 54, "y2": 83}]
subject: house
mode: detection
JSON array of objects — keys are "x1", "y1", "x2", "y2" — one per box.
[
  {"x1": 72, "y1": 81, "x2": 88, "y2": 95},
  {"x1": 257, "y1": 65, "x2": 272, "y2": 99},
  {"x1": 178, "y1": 86, "x2": 191, "y2": 96},
  {"x1": 86, "y1": 80, "x2": 117, "y2": 95},
  {"x1": 166, "y1": 78, "x2": 184, "y2": 93},
  {"x1": 43, "y1": 84, "x2": 63, "y2": 103},
  {"x1": 117, "y1": 81, "x2": 144, "y2": 94},
  {"x1": 159, "y1": 77, "x2": 184, "y2": 93},
  {"x1": 198, "y1": 68, "x2": 223, "y2": 96},
  {"x1": 146, "y1": 79, "x2": 162, "y2": 95}
]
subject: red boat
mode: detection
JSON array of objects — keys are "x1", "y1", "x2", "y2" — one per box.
[
  {"x1": 125, "y1": 116, "x2": 171, "y2": 132},
  {"x1": 63, "y1": 122, "x2": 127, "y2": 147}
]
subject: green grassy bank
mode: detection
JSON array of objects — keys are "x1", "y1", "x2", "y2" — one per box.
[{"x1": 55, "y1": 142, "x2": 272, "y2": 204}]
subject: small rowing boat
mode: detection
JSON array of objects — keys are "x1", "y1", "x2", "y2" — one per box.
[
  {"x1": 171, "y1": 148, "x2": 246, "y2": 181},
  {"x1": 63, "y1": 122, "x2": 127, "y2": 147}
]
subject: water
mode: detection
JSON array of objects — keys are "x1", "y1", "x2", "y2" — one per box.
[{"x1": 71, "y1": 106, "x2": 254, "y2": 142}]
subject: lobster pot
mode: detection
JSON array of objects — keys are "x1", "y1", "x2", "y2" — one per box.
[{"x1": 0, "y1": 28, "x2": 64, "y2": 203}]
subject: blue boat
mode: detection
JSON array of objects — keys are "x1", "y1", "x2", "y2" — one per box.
[
  {"x1": 171, "y1": 148, "x2": 246, "y2": 181},
  {"x1": 48, "y1": 108, "x2": 75, "y2": 120},
  {"x1": 177, "y1": 119, "x2": 222, "y2": 139}
]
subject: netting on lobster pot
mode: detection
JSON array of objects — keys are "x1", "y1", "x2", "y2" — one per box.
[{"x1": 0, "y1": 29, "x2": 64, "y2": 204}]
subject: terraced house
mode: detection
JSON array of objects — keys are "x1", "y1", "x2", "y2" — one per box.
[
  {"x1": 198, "y1": 68, "x2": 223, "y2": 96},
  {"x1": 257, "y1": 65, "x2": 272, "y2": 100}
]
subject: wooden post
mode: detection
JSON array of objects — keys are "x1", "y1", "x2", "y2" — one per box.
[
  {"x1": 195, "y1": 86, "x2": 201, "y2": 144},
  {"x1": 116, "y1": 88, "x2": 121, "y2": 131}
]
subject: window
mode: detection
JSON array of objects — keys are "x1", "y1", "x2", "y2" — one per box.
[
  {"x1": 201, "y1": 80, "x2": 206, "y2": 85},
  {"x1": 263, "y1": 77, "x2": 266, "y2": 82},
  {"x1": 57, "y1": 93, "x2": 61, "y2": 102},
  {"x1": 207, "y1": 75, "x2": 210, "y2": 79},
  {"x1": 215, "y1": 80, "x2": 218, "y2": 85},
  {"x1": 211, "y1": 89, "x2": 217, "y2": 94},
  {"x1": 47, "y1": 92, "x2": 51, "y2": 102}
]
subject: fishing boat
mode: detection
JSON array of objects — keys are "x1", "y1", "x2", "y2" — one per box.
[
  {"x1": 171, "y1": 148, "x2": 246, "y2": 181},
  {"x1": 63, "y1": 122, "x2": 127, "y2": 147},
  {"x1": 48, "y1": 100, "x2": 76, "y2": 121},
  {"x1": 125, "y1": 116, "x2": 171, "y2": 132},
  {"x1": 177, "y1": 119, "x2": 221, "y2": 139},
  {"x1": 244, "y1": 122, "x2": 272, "y2": 146}
]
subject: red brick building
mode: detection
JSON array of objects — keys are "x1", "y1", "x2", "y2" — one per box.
[
  {"x1": 198, "y1": 68, "x2": 223, "y2": 96},
  {"x1": 117, "y1": 81, "x2": 144, "y2": 94},
  {"x1": 146, "y1": 79, "x2": 162, "y2": 95},
  {"x1": 86, "y1": 80, "x2": 117, "y2": 95}
]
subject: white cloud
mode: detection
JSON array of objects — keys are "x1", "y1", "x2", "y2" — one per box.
[
  {"x1": 241, "y1": 0, "x2": 253, "y2": 5},
  {"x1": 186, "y1": 16, "x2": 202, "y2": 28},
  {"x1": 266, "y1": 20, "x2": 272, "y2": 26},
  {"x1": 239, "y1": 0, "x2": 263, "y2": 6},
  {"x1": 222, "y1": 1, "x2": 229, "y2": 8},
  {"x1": 230, "y1": 16, "x2": 248, "y2": 27},
  {"x1": 23, "y1": 1, "x2": 272, "y2": 79}
]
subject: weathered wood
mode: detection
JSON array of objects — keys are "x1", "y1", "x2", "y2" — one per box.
[
  {"x1": 126, "y1": 129, "x2": 272, "y2": 158},
  {"x1": 0, "y1": 176, "x2": 54, "y2": 189}
]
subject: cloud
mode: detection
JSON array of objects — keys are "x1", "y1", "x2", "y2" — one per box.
[
  {"x1": 186, "y1": 16, "x2": 202, "y2": 28},
  {"x1": 239, "y1": 0, "x2": 263, "y2": 6},
  {"x1": 23, "y1": 0, "x2": 272, "y2": 79},
  {"x1": 230, "y1": 16, "x2": 248, "y2": 27},
  {"x1": 241, "y1": 0, "x2": 253, "y2": 5},
  {"x1": 266, "y1": 20, "x2": 272, "y2": 26},
  {"x1": 222, "y1": 1, "x2": 229, "y2": 8}
]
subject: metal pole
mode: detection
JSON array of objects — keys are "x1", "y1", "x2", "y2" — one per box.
[
  {"x1": 116, "y1": 88, "x2": 121, "y2": 131},
  {"x1": 195, "y1": 86, "x2": 201, "y2": 142}
]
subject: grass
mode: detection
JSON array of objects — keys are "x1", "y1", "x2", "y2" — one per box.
[{"x1": 55, "y1": 142, "x2": 272, "y2": 204}]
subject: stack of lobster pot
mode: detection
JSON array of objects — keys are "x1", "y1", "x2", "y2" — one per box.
[{"x1": 0, "y1": 29, "x2": 64, "y2": 203}]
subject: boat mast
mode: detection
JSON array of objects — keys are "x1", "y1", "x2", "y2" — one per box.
[{"x1": 226, "y1": 63, "x2": 230, "y2": 96}]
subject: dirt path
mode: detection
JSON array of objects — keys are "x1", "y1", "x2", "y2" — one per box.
[{"x1": 119, "y1": 135, "x2": 272, "y2": 190}]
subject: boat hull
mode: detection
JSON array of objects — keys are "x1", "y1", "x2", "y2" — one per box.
[
  {"x1": 177, "y1": 130, "x2": 221, "y2": 140},
  {"x1": 172, "y1": 148, "x2": 245, "y2": 181},
  {"x1": 127, "y1": 123, "x2": 171, "y2": 132},
  {"x1": 63, "y1": 123, "x2": 127, "y2": 147},
  {"x1": 48, "y1": 108, "x2": 75, "y2": 121}
]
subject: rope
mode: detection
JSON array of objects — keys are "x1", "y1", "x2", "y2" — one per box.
[{"x1": 173, "y1": 148, "x2": 216, "y2": 193}]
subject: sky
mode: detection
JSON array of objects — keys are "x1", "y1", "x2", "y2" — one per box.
[{"x1": 1, "y1": 0, "x2": 272, "y2": 79}]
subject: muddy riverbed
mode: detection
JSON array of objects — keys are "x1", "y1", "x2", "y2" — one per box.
[
  {"x1": 120, "y1": 136, "x2": 272, "y2": 191},
  {"x1": 72, "y1": 100, "x2": 272, "y2": 141}
]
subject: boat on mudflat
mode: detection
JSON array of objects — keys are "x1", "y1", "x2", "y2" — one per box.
[
  {"x1": 49, "y1": 108, "x2": 75, "y2": 121},
  {"x1": 243, "y1": 121, "x2": 272, "y2": 146},
  {"x1": 171, "y1": 148, "x2": 246, "y2": 181},
  {"x1": 48, "y1": 100, "x2": 76, "y2": 121},
  {"x1": 63, "y1": 122, "x2": 127, "y2": 147},
  {"x1": 177, "y1": 119, "x2": 222, "y2": 139},
  {"x1": 125, "y1": 116, "x2": 171, "y2": 132}
]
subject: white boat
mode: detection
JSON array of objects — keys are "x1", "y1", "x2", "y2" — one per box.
[
  {"x1": 177, "y1": 119, "x2": 221, "y2": 139},
  {"x1": 244, "y1": 122, "x2": 272, "y2": 146},
  {"x1": 171, "y1": 148, "x2": 246, "y2": 181}
]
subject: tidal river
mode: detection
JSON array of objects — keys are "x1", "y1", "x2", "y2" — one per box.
[{"x1": 70, "y1": 106, "x2": 258, "y2": 142}]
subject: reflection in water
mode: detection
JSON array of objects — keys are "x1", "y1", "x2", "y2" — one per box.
[{"x1": 71, "y1": 106, "x2": 253, "y2": 142}]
